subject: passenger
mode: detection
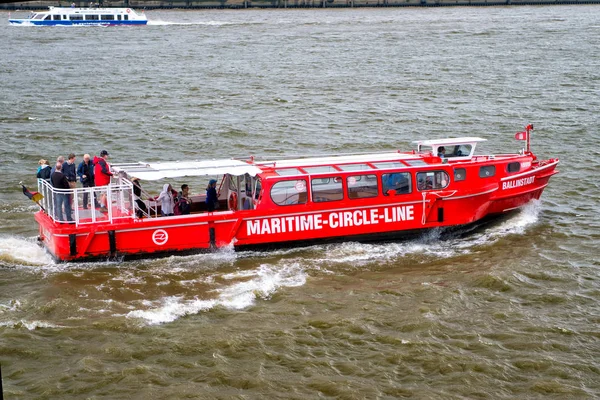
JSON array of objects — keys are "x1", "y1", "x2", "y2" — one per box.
[
  {"x1": 206, "y1": 179, "x2": 218, "y2": 212},
  {"x1": 36, "y1": 159, "x2": 52, "y2": 182},
  {"x1": 156, "y1": 184, "x2": 175, "y2": 217},
  {"x1": 63, "y1": 153, "x2": 77, "y2": 189},
  {"x1": 438, "y1": 146, "x2": 446, "y2": 158},
  {"x1": 50, "y1": 155, "x2": 65, "y2": 176},
  {"x1": 94, "y1": 150, "x2": 113, "y2": 212},
  {"x1": 131, "y1": 177, "x2": 148, "y2": 218},
  {"x1": 50, "y1": 162, "x2": 72, "y2": 222},
  {"x1": 77, "y1": 154, "x2": 97, "y2": 209},
  {"x1": 176, "y1": 184, "x2": 192, "y2": 215}
]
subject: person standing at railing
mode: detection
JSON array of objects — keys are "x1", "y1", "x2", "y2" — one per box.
[
  {"x1": 63, "y1": 153, "x2": 78, "y2": 189},
  {"x1": 36, "y1": 159, "x2": 52, "y2": 182},
  {"x1": 51, "y1": 162, "x2": 72, "y2": 222},
  {"x1": 94, "y1": 150, "x2": 113, "y2": 213},
  {"x1": 77, "y1": 154, "x2": 97, "y2": 210}
]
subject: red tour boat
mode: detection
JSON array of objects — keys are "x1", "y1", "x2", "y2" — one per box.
[{"x1": 34, "y1": 125, "x2": 558, "y2": 262}]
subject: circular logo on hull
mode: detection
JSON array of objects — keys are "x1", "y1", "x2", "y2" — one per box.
[{"x1": 152, "y1": 229, "x2": 169, "y2": 246}]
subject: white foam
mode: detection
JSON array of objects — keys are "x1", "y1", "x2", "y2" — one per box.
[
  {"x1": 0, "y1": 320, "x2": 61, "y2": 330},
  {"x1": 126, "y1": 262, "x2": 306, "y2": 325},
  {"x1": 0, "y1": 236, "x2": 54, "y2": 266}
]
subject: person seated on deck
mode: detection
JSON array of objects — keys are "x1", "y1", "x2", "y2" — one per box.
[
  {"x1": 437, "y1": 146, "x2": 446, "y2": 158},
  {"x1": 155, "y1": 183, "x2": 175, "y2": 217},
  {"x1": 206, "y1": 179, "x2": 218, "y2": 212},
  {"x1": 175, "y1": 184, "x2": 192, "y2": 215},
  {"x1": 131, "y1": 177, "x2": 148, "y2": 218}
]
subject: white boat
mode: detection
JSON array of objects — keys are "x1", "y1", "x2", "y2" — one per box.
[{"x1": 9, "y1": 6, "x2": 148, "y2": 26}]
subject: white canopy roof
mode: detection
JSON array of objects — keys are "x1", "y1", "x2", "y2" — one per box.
[
  {"x1": 412, "y1": 137, "x2": 486, "y2": 147},
  {"x1": 111, "y1": 160, "x2": 263, "y2": 181}
]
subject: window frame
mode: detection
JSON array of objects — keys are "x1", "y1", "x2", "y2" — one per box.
[{"x1": 270, "y1": 179, "x2": 308, "y2": 207}]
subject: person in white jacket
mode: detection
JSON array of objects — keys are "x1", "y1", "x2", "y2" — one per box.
[{"x1": 156, "y1": 183, "x2": 175, "y2": 217}]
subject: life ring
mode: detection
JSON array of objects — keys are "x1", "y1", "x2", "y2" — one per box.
[
  {"x1": 126, "y1": 8, "x2": 131, "y2": 13},
  {"x1": 228, "y1": 192, "x2": 238, "y2": 211}
]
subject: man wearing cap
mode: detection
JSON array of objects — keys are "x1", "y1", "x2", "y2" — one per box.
[{"x1": 93, "y1": 150, "x2": 113, "y2": 212}]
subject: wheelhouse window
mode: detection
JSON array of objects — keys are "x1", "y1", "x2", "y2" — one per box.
[
  {"x1": 312, "y1": 177, "x2": 343, "y2": 203},
  {"x1": 443, "y1": 144, "x2": 472, "y2": 158},
  {"x1": 382, "y1": 172, "x2": 411, "y2": 195},
  {"x1": 347, "y1": 175, "x2": 378, "y2": 199},
  {"x1": 271, "y1": 180, "x2": 307, "y2": 206},
  {"x1": 417, "y1": 171, "x2": 450, "y2": 191},
  {"x1": 454, "y1": 168, "x2": 466, "y2": 182},
  {"x1": 479, "y1": 166, "x2": 496, "y2": 178},
  {"x1": 507, "y1": 162, "x2": 520, "y2": 173}
]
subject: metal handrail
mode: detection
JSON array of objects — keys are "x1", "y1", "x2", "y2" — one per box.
[{"x1": 37, "y1": 178, "x2": 135, "y2": 226}]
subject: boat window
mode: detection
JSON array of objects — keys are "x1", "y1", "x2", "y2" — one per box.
[
  {"x1": 43, "y1": 15, "x2": 51, "y2": 20},
  {"x1": 373, "y1": 162, "x2": 404, "y2": 170},
  {"x1": 381, "y1": 172, "x2": 411, "y2": 196},
  {"x1": 446, "y1": 144, "x2": 472, "y2": 158},
  {"x1": 124, "y1": 14, "x2": 129, "y2": 21},
  {"x1": 117, "y1": 14, "x2": 122, "y2": 20},
  {"x1": 454, "y1": 168, "x2": 466, "y2": 182},
  {"x1": 347, "y1": 174, "x2": 378, "y2": 199},
  {"x1": 507, "y1": 162, "x2": 520, "y2": 173},
  {"x1": 53, "y1": 15, "x2": 61, "y2": 20},
  {"x1": 102, "y1": 14, "x2": 115, "y2": 20},
  {"x1": 70, "y1": 14, "x2": 83, "y2": 20},
  {"x1": 417, "y1": 171, "x2": 450, "y2": 191},
  {"x1": 479, "y1": 166, "x2": 496, "y2": 178},
  {"x1": 271, "y1": 180, "x2": 307, "y2": 206},
  {"x1": 312, "y1": 177, "x2": 343, "y2": 203},
  {"x1": 304, "y1": 166, "x2": 338, "y2": 174},
  {"x1": 338, "y1": 164, "x2": 372, "y2": 172},
  {"x1": 86, "y1": 14, "x2": 99, "y2": 20},
  {"x1": 276, "y1": 168, "x2": 302, "y2": 176},
  {"x1": 419, "y1": 145, "x2": 433, "y2": 154},
  {"x1": 32, "y1": 14, "x2": 44, "y2": 20}
]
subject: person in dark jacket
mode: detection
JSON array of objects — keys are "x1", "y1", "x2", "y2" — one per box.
[
  {"x1": 77, "y1": 154, "x2": 96, "y2": 209},
  {"x1": 176, "y1": 184, "x2": 192, "y2": 215},
  {"x1": 62, "y1": 153, "x2": 78, "y2": 189},
  {"x1": 205, "y1": 179, "x2": 218, "y2": 212},
  {"x1": 132, "y1": 178, "x2": 148, "y2": 218},
  {"x1": 37, "y1": 159, "x2": 52, "y2": 182},
  {"x1": 51, "y1": 163, "x2": 72, "y2": 222}
]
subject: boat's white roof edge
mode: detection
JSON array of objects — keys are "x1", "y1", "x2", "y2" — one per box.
[
  {"x1": 112, "y1": 160, "x2": 262, "y2": 181},
  {"x1": 413, "y1": 137, "x2": 487, "y2": 146}
]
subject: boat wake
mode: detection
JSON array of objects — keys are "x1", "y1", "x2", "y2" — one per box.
[
  {"x1": 0, "y1": 236, "x2": 54, "y2": 267},
  {"x1": 126, "y1": 262, "x2": 306, "y2": 324},
  {"x1": 147, "y1": 20, "x2": 239, "y2": 26}
]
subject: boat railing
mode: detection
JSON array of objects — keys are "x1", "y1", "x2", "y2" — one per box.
[{"x1": 37, "y1": 178, "x2": 135, "y2": 226}]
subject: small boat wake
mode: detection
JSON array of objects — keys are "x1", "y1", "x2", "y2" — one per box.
[
  {"x1": 0, "y1": 236, "x2": 54, "y2": 267},
  {"x1": 0, "y1": 201, "x2": 541, "y2": 326}
]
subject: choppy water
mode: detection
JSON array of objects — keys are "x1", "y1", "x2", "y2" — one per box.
[{"x1": 1, "y1": 6, "x2": 599, "y2": 398}]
